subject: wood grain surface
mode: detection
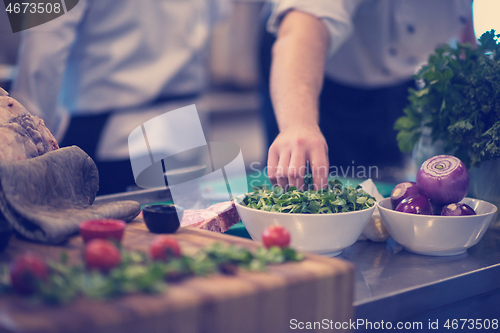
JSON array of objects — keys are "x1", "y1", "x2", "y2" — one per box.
[{"x1": 0, "y1": 216, "x2": 355, "y2": 333}]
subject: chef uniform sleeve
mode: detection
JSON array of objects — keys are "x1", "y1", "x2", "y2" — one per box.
[{"x1": 266, "y1": 0, "x2": 366, "y2": 58}]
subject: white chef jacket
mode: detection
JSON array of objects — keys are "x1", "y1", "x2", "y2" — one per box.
[
  {"x1": 12, "y1": 0, "x2": 228, "y2": 160},
  {"x1": 268, "y1": 0, "x2": 473, "y2": 88}
]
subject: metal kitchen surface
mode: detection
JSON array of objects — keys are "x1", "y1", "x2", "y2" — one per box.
[{"x1": 345, "y1": 229, "x2": 500, "y2": 326}]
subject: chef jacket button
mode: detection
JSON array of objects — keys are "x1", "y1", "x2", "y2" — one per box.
[
  {"x1": 389, "y1": 47, "x2": 398, "y2": 57},
  {"x1": 459, "y1": 16, "x2": 467, "y2": 24},
  {"x1": 407, "y1": 24, "x2": 415, "y2": 34},
  {"x1": 407, "y1": 57, "x2": 418, "y2": 66}
]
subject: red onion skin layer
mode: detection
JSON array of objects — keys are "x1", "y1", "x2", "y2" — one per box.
[
  {"x1": 417, "y1": 155, "x2": 470, "y2": 205},
  {"x1": 395, "y1": 194, "x2": 433, "y2": 215},
  {"x1": 390, "y1": 182, "x2": 419, "y2": 210},
  {"x1": 441, "y1": 203, "x2": 476, "y2": 216}
]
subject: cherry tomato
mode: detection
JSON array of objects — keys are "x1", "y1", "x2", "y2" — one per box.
[
  {"x1": 84, "y1": 239, "x2": 121, "y2": 272},
  {"x1": 262, "y1": 225, "x2": 291, "y2": 249},
  {"x1": 150, "y1": 235, "x2": 181, "y2": 261},
  {"x1": 10, "y1": 253, "x2": 48, "y2": 295}
]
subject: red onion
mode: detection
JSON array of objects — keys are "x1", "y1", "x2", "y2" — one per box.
[
  {"x1": 390, "y1": 182, "x2": 419, "y2": 209},
  {"x1": 416, "y1": 155, "x2": 470, "y2": 205},
  {"x1": 395, "y1": 194, "x2": 433, "y2": 215},
  {"x1": 441, "y1": 203, "x2": 476, "y2": 216}
]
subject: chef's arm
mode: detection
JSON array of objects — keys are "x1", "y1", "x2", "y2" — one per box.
[
  {"x1": 267, "y1": 10, "x2": 330, "y2": 190},
  {"x1": 11, "y1": 1, "x2": 88, "y2": 140}
]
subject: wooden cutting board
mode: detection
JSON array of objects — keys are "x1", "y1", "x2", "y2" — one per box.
[{"x1": 0, "y1": 216, "x2": 355, "y2": 333}]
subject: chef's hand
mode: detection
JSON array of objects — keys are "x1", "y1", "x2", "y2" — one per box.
[{"x1": 267, "y1": 125, "x2": 329, "y2": 190}]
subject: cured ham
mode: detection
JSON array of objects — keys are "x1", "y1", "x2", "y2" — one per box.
[
  {"x1": 0, "y1": 88, "x2": 140, "y2": 244},
  {"x1": 0, "y1": 88, "x2": 59, "y2": 161},
  {"x1": 181, "y1": 201, "x2": 240, "y2": 233}
]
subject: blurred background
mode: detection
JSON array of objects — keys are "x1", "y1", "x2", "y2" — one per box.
[{"x1": 0, "y1": 0, "x2": 498, "y2": 176}]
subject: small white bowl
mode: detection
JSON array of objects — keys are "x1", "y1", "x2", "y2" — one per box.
[
  {"x1": 235, "y1": 199, "x2": 376, "y2": 256},
  {"x1": 378, "y1": 197, "x2": 497, "y2": 256}
]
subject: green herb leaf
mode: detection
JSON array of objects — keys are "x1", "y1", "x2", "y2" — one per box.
[
  {"x1": 241, "y1": 180, "x2": 375, "y2": 213},
  {"x1": 395, "y1": 30, "x2": 500, "y2": 168}
]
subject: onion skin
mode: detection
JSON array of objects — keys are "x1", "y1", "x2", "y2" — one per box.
[
  {"x1": 441, "y1": 203, "x2": 476, "y2": 216},
  {"x1": 395, "y1": 194, "x2": 433, "y2": 215},
  {"x1": 416, "y1": 155, "x2": 470, "y2": 205},
  {"x1": 390, "y1": 182, "x2": 419, "y2": 209}
]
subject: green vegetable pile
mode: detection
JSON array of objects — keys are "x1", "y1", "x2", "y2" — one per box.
[
  {"x1": 395, "y1": 30, "x2": 500, "y2": 168},
  {"x1": 0, "y1": 243, "x2": 303, "y2": 304},
  {"x1": 242, "y1": 179, "x2": 376, "y2": 214}
]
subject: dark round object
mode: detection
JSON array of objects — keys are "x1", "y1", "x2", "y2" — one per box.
[
  {"x1": 390, "y1": 181, "x2": 419, "y2": 209},
  {"x1": 395, "y1": 194, "x2": 433, "y2": 215},
  {"x1": 143, "y1": 205, "x2": 183, "y2": 234},
  {"x1": 441, "y1": 203, "x2": 476, "y2": 216},
  {"x1": 430, "y1": 201, "x2": 446, "y2": 216},
  {"x1": 0, "y1": 222, "x2": 12, "y2": 252}
]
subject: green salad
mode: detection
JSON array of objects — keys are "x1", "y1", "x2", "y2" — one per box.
[{"x1": 241, "y1": 179, "x2": 376, "y2": 214}]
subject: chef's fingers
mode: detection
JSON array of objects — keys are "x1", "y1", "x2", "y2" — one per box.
[
  {"x1": 288, "y1": 148, "x2": 306, "y2": 190},
  {"x1": 267, "y1": 147, "x2": 280, "y2": 186},
  {"x1": 309, "y1": 147, "x2": 329, "y2": 190},
  {"x1": 276, "y1": 150, "x2": 291, "y2": 189}
]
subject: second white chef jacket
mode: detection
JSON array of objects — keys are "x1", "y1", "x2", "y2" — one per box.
[
  {"x1": 268, "y1": 0, "x2": 473, "y2": 88},
  {"x1": 12, "y1": 0, "x2": 228, "y2": 160}
]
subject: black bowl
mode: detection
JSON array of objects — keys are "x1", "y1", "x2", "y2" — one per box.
[
  {"x1": 142, "y1": 204, "x2": 183, "y2": 234},
  {"x1": 0, "y1": 221, "x2": 12, "y2": 252}
]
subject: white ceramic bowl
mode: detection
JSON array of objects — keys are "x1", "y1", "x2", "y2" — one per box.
[
  {"x1": 378, "y1": 197, "x2": 497, "y2": 256},
  {"x1": 235, "y1": 199, "x2": 376, "y2": 256}
]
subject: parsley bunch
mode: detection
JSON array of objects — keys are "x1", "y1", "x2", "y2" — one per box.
[
  {"x1": 395, "y1": 30, "x2": 500, "y2": 168},
  {"x1": 242, "y1": 179, "x2": 376, "y2": 214}
]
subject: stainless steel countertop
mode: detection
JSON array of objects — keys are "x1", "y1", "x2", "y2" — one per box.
[{"x1": 343, "y1": 229, "x2": 500, "y2": 322}]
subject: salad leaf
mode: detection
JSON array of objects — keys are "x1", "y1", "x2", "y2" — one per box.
[{"x1": 242, "y1": 180, "x2": 376, "y2": 213}]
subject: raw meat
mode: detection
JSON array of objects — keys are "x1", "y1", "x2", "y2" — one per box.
[{"x1": 181, "y1": 201, "x2": 240, "y2": 233}]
